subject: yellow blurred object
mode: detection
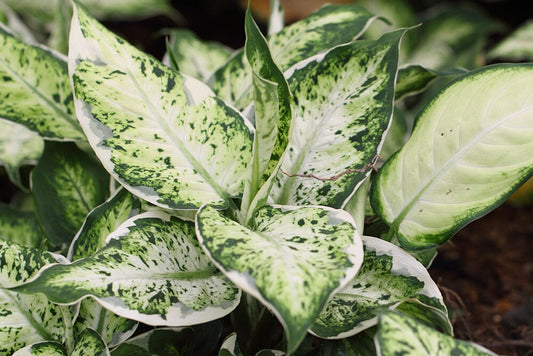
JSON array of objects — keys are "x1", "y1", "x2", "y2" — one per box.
[
  {"x1": 507, "y1": 176, "x2": 533, "y2": 205},
  {"x1": 244, "y1": 0, "x2": 353, "y2": 23}
]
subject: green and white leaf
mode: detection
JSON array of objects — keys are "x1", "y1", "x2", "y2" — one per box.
[
  {"x1": 310, "y1": 236, "x2": 448, "y2": 339},
  {"x1": 68, "y1": 187, "x2": 141, "y2": 261},
  {"x1": 196, "y1": 204, "x2": 364, "y2": 354},
  {"x1": 0, "y1": 25, "x2": 83, "y2": 140},
  {"x1": 240, "y1": 8, "x2": 292, "y2": 222},
  {"x1": 0, "y1": 119, "x2": 44, "y2": 189},
  {"x1": 270, "y1": 30, "x2": 405, "y2": 208},
  {"x1": 395, "y1": 299, "x2": 453, "y2": 335},
  {"x1": 0, "y1": 3, "x2": 36, "y2": 44},
  {"x1": 267, "y1": 0, "x2": 284, "y2": 36},
  {"x1": 74, "y1": 298, "x2": 137, "y2": 349},
  {"x1": 0, "y1": 240, "x2": 66, "y2": 355},
  {"x1": 219, "y1": 332, "x2": 243, "y2": 356},
  {"x1": 395, "y1": 65, "x2": 438, "y2": 101},
  {"x1": 71, "y1": 328, "x2": 109, "y2": 356},
  {"x1": 14, "y1": 211, "x2": 241, "y2": 326},
  {"x1": 375, "y1": 311, "x2": 497, "y2": 356},
  {"x1": 69, "y1": 4, "x2": 253, "y2": 210},
  {"x1": 31, "y1": 142, "x2": 110, "y2": 248},
  {"x1": 164, "y1": 29, "x2": 232, "y2": 82},
  {"x1": 371, "y1": 64, "x2": 533, "y2": 249},
  {"x1": 210, "y1": 4, "x2": 380, "y2": 110},
  {"x1": 12, "y1": 341, "x2": 67, "y2": 356},
  {"x1": 488, "y1": 20, "x2": 533, "y2": 61},
  {"x1": 0, "y1": 203, "x2": 43, "y2": 247}
]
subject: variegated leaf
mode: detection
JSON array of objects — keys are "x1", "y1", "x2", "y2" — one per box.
[
  {"x1": 14, "y1": 211, "x2": 241, "y2": 326},
  {"x1": 267, "y1": 0, "x2": 284, "y2": 36},
  {"x1": 219, "y1": 333, "x2": 243, "y2": 356},
  {"x1": 74, "y1": 298, "x2": 137, "y2": 349},
  {"x1": 488, "y1": 20, "x2": 533, "y2": 61},
  {"x1": 164, "y1": 29, "x2": 232, "y2": 82},
  {"x1": 0, "y1": 25, "x2": 83, "y2": 140},
  {"x1": 0, "y1": 119, "x2": 43, "y2": 189},
  {"x1": 371, "y1": 64, "x2": 533, "y2": 249},
  {"x1": 69, "y1": 4, "x2": 253, "y2": 210},
  {"x1": 31, "y1": 142, "x2": 110, "y2": 248},
  {"x1": 375, "y1": 311, "x2": 496, "y2": 355},
  {"x1": 71, "y1": 328, "x2": 109, "y2": 356},
  {"x1": 0, "y1": 203, "x2": 44, "y2": 247},
  {"x1": 68, "y1": 187, "x2": 141, "y2": 261},
  {"x1": 395, "y1": 65, "x2": 437, "y2": 101},
  {"x1": 210, "y1": 4, "x2": 379, "y2": 110},
  {"x1": 270, "y1": 30, "x2": 405, "y2": 208},
  {"x1": 0, "y1": 240, "x2": 65, "y2": 355},
  {"x1": 196, "y1": 205, "x2": 364, "y2": 354},
  {"x1": 12, "y1": 341, "x2": 67, "y2": 356},
  {"x1": 310, "y1": 236, "x2": 449, "y2": 339}
]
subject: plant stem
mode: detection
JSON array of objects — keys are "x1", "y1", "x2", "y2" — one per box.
[{"x1": 59, "y1": 305, "x2": 75, "y2": 354}]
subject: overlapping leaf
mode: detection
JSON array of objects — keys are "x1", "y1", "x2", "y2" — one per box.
[
  {"x1": 488, "y1": 20, "x2": 533, "y2": 61},
  {"x1": 196, "y1": 205, "x2": 364, "y2": 353},
  {"x1": 71, "y1": 328, "x2": 109, "y2": 356},
  {"x1": 14, "y1": 211, "x2": 241, "y2": 326},
  {"x1": 31, "y1": 142, "x2": 109, "y2": 248},
  {"x1": 0, "y1": 240, "x2": 65, "y2": 355},
  {"x1": 310, "y1": 236, "x2": 449, "y2": 339},
  {"x1": 0, "y1": 25, "x2": 83, "y2": 140},
  {"x1": 210, "y1": 4, "x2": 379, "y2": 110},
  {"x1": 371, "y1": 64, "x2": 533, "y2": 249},
  {"x1": 12, "y1": 341, "x2": 67, "y2": 356},
  {"x1": 69, "y1": 4, "x2": 253, "y2": 210},
  {"x1": 0, "y1": 203, "x2": 43, "y2": 247},
  {"x1": 269, "y1": 29, "x2": 405, "y2": 208}
]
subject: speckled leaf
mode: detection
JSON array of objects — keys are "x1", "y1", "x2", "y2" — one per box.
[
  {"x1": 31, "y1": 141, "x2": 109, "y2": 248},
  {"x1": 0, "y1": 203, "x2": 44, "y2": 247},
  {"x1": 69, "y1": 4, "x2": 253, "y2": 210},
  {"x1": 71, "y1": 328, "x2": 109, "y2": 356},
  {"x1": 371, "y1": 64, "x2": 533, "y2": 250},
  {"x1": 488, "y1": 20, "x2": 533, "y2": 61},
  {"x1": 68, "y1": 187, "x2": 141, "y2": 261},
  {"x1": 240, "y1": 8, "x2": 292, "y2": 221},
  {"x1": 14, "y1": 211, "x2": 240, "y2": 326},
  {"x1": 0, "y1": 26, "x2": 83, "y2": 140},
  {"x1": 12, "y1": 341, "x2": 67, "y2": 356},
  {"x1": 74, "y1": 298, "x2": 137, "y2": 349},
  {"x1": 270, "y1": 30, "x2": 405, "y2": 208},
  {"x1": 375, "y1": 311, "x2": 497, "y2": 356},
  {"x1": 0, "y1": 240, "x2": 65, "y2": 355},
  {"x1": 210, "y1": 4, "x2": 379, "y2": 110},
  {"x1": 310, "y1": 236, "x2": 449, "y2": 339},
  {"x1": 165, "y1": 29, "x2": 232, "y2": 82},
  {"x1": 196, "y1": 204, "x2": 364, "y2": 354}
]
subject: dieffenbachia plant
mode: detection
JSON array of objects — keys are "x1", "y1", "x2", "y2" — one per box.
[{"x1": 0, "y1": 0, "x2": 531, "y2": 354}]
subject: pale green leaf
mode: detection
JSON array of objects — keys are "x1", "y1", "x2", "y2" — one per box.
[
  {"x1": 196, "y1": 205, "x2": 364, "y2": 354},
  {"x1": 0, "y1": 3, "x2": 36, "y2": 44},
  {"x1": 71, "y1": 328, "x2": 109, "y2": 356},
  {"x1": 210, "y1": 4, "x2": 379, "y2": 110},
  {"x1": 371, "y1": 64, "x2": 533, "y2": 249},
  {"x1": 0, "y1": 119, "x2": 44, "y2": 190},
  {"x1": 310, "y1": 236, "x2": 448, "y2": 339},
  {"x1": 0, "y1": 240, "x2": 65, "y2": 355},
  {"x1": 69, "y1": 4, "x2": 253, "y2": 210},
  {"x1": 31, "y1": 142, "x2": 110, "y2": 248},
  {"x1": 267, "y1": 0, "x2": 284, "y2": 36},
  {"x1": 0, "y1": 203, "x2": 43, "y2": 247},
  {"x1": 68, "y1": 187, "x2": 141, "y2": 261},
  {"x1": 74, "y1": 298, "x2": 137, "y2": 348},
  {"x1": 0, "y1": 26, "x2": 83, "y2": 140},
  {"x1": 270, "y1": 30, "x2": 405, "y2": 208},
  {"x1": 375, "y1": 311, "x2": 496, "y2": 356},
  {"x1": 488, "y1": 20, "x2": 533, "y2": 61},
  {"x1": 14, "y1": 211, "x2": 240, "y2": 326},
  {"x1": 165, "y1": 29, "x2": 232, "y2": 82},
  {"x1": 12, "y1": 341, "x2": 67, "y2": 356}
]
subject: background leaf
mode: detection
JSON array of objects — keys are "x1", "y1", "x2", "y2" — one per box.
[
  {"x1": 0, "y1": 203, "x2": 44, "y2": 247},
  {"x1": 12, "y1": 341, "x2": 67, "y2": 356}
]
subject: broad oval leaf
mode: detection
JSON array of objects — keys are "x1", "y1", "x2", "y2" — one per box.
[
  {"x1": 371, "y1": 64, "x2": 533, "y2": 249},
  {"x1": 0, "y1": 119, "x2": 43, "y2": 189},
  {"x1": 196, "y1": 204, "x2": 364, "y2": 354},
  {"x1": 12, "y1": 341, "x2": 67, "y2": 356},
  {"x1": 488, "y1": 20, "x2": 533, "y2": 62},
  {"x1": 0, "y1": 25, "x2": 83, "y2": 140},
  {"x1": 375, "y1": 311, "x2": 496, "y2": 356},
  {"x1": 210, "y1": 4, "x2": 379, "y2": 110},
  {"x1": 0, "y1": 203, "x2": 44, "y2": 247},
  {"x1": 69, "y1": 4, "x2": 253, "y2": 210},
  {"x1": 71, "y1": 328, "x2": 110, "y2": 356},
  {"x1": 0, "y1": 240, "x2": 65, "y2": 355},
  {"x1": 270, "y1": 29, "x2": 406, "y2": 208},
  {"x1": 31, "y1": 142, "x2": 110, "y2": 248},
  {"x1": 13, "y1": 211, "x2": 241, "y2": 326},
  {"x1": 68, "y1": 187, "x2": 141, "y2": 261},
  {"x1": 310, "y1": 236, "x2": 449, "y2": 339}
]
